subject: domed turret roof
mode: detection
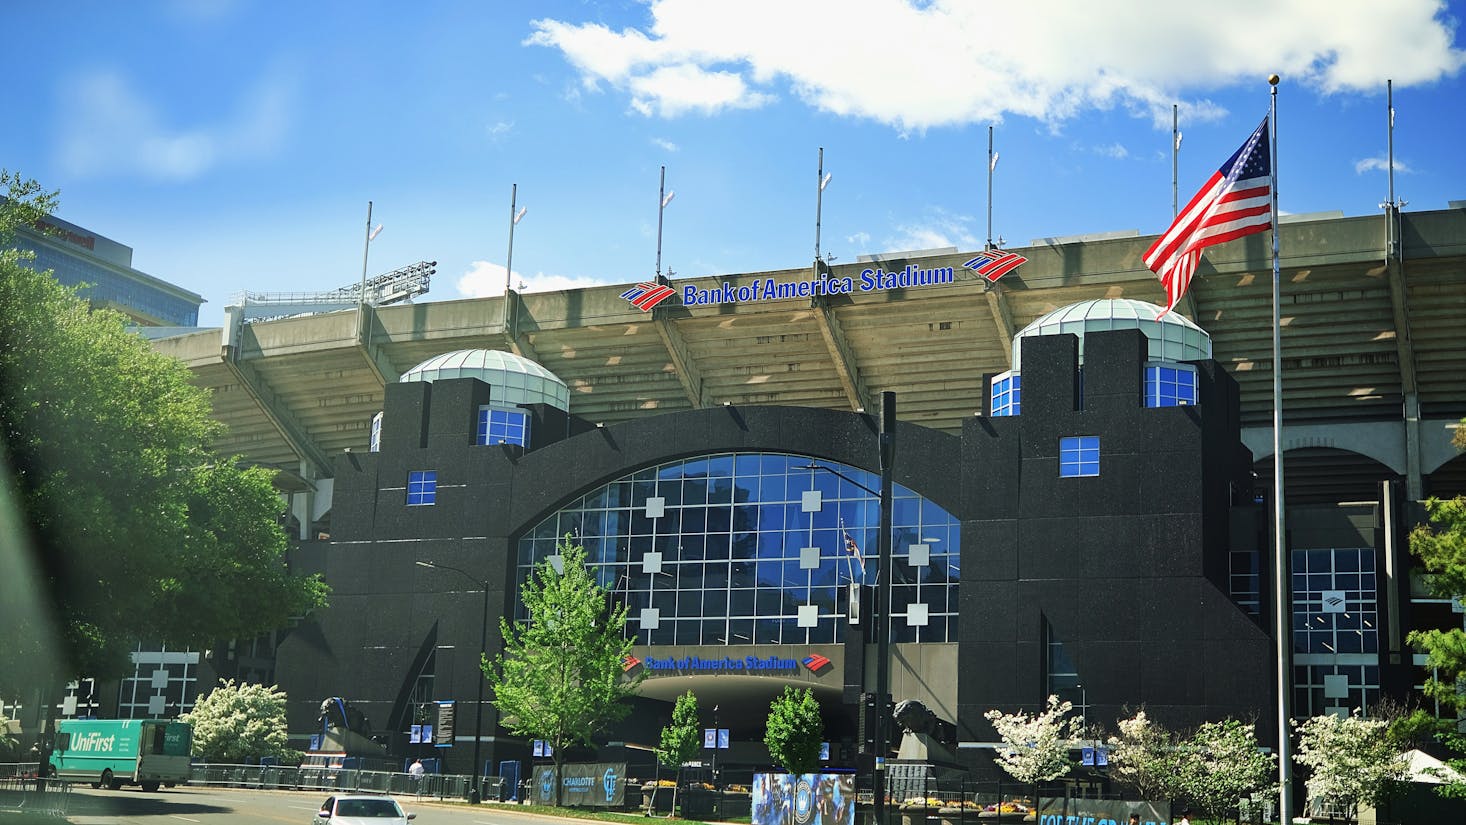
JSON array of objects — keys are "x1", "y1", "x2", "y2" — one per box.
[
  {"x1": 1012, "y1": 298, "x2": 1211, "y2": 370},
  {"x1": 400, "y1": 349, "x2": 569, "y2": 410}
]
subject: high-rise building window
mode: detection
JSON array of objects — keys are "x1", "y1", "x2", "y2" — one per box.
[
  {"x1": 407, "y1": 471, "x2": 438, "y2": 506},
  {"x1": 517, "y1": 453, "x2": 962, "y2": 647},
  {"x1": 477, "y1": 407, "x2": 530, "y2": 446},
  {"x1": 1291, "y1": 547, "x2": 1380, "y2": 717},
  {"x1": 1059, "y1": 436, "x2": 1100, "y2": 477},
  {"x1": 1144, "y1": 364, "x2": 1199, "y2": 407},
  {"x1": 991, "y1": 372, "x2": 1022, "y2": 416}
]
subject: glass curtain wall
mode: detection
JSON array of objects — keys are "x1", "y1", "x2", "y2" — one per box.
[{"x1": 517, "y1": 452, "x2": 961, "y2": 646}]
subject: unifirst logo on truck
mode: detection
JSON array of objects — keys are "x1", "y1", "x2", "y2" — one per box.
[{"x1": 71, "y1": 731, "x2": 118, "y2": 753}]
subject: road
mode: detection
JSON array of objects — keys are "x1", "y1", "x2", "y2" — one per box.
[{"x1": 62, "y1": 785, "x2": 596, "y2": 825}]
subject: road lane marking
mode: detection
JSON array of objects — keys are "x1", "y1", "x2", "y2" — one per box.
[{"x1": 169, "y1": 816, "x2": 202, "y2": 823}]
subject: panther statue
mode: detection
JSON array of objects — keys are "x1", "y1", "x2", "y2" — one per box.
[
  {"x1": 892, "y1": 699, "x2": 939, "y2": 735},
  {"x1": 317, "y1": 697, "x2": 374, "y2": 737}
]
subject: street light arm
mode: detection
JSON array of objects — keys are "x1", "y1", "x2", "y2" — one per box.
[{"x1": 799, "y1": 462, "x2": 878, "y2": 497}]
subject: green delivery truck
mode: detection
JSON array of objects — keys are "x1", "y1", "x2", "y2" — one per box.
[{"x1": 48, "y1": 719, "x2": 192, "y2": 791}]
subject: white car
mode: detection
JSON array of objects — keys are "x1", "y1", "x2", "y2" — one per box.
[{"x1": 312, "y1": 794, "x2": 417, "y2": 824}]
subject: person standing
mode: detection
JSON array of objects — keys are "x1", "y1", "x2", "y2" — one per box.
[{"x1": 408, "y1": 759, "x2": 425, "y2": 779}]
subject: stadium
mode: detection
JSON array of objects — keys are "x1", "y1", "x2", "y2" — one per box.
[{"x1": 131, "y1": 204, "x2": 1466, "y2": 780}]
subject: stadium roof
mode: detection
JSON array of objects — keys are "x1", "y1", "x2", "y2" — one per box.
[{"x1": 150, "y1": 207, "x2": 1466, "y2": 494}]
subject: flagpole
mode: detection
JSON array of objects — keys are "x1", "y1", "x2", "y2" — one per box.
[
  {"x1": 1268, "y1": 72, "x2": 1294, "y2": 825},
  {"x1": 986, "y1": 126, "x2": 995, "y2": 250}
]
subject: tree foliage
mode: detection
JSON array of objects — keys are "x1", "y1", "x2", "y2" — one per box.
[
  {"x1": 1172, "y1": 719, "x2": 1276, "y2": 822},
  {"x1": 983, "y1": 695, "x2": 1079, "y2": 786},
  {"x1": 485, "y1": 536, "x2": 643, "y2": 805},
  {"x1": 183, "y1": 680, "x2": 300, "y2": 763},
  {"x1": 1407, "y1": 495, "x2": 1466, "y2": 710},
  {"x1": 764, "y1": 686, "x2": 823, "y2": 776},
  {"x1": 1406, "y1": 484, "x2": 1466, "y2": 797},
  {"x1": 657, "y1": 691, "x2": 701, "y2": 813},
  {"x1": 1293, "y1": 710, "x2": 1407, "y2": 823},
  {"x1": 1107, "y1": 709, "x2": 1182, "y2": 802},
  {"x1": 0, "y1": 171, "x2": 328, "y2": 695},
  {"x1": 658, "y1": 691, "x2": 701, "y2": 769}
]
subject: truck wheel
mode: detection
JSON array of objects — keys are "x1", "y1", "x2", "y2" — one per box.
[
  {"x1": 141, "y1": 781, "x2": 160, "y2": 792},
  {"x1": 100, "y1": 769, "x2": 114, "y2": 789}
]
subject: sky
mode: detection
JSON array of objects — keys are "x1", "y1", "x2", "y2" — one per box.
[{"x1": 4, "y1": 0, "x2": 1464, "y2": 328}]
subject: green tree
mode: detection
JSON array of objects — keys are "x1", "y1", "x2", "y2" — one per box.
[
  {"x1": 1408, "y1": 495, "x2": 1466, "y2": 712},
  {"x1": 0, "y1": 171, "x2": 329, "y2": 700},
  {"x1": 183, "y1": 680, "x2": 300, "y2": 764},
  {"x1": 1293, "y1": 710, "x2": 1407, "y2": 824},
  {"x1": 764, "y1": 686, "x2": 823, "y2": 776},
  {"x1": 485, "y1": 536, "x2": 644, "y2": 806},
  {"x1": 655, "y1": 691, "x2": 701, "y2": 815},
  {"x1": 1173, "y1": 719, "x2": 1276, "y2": 823}
]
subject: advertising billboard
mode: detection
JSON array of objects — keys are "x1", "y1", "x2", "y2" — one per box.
[{"x1": 753, "y1": 773, "x2": 855, "y2": 825}]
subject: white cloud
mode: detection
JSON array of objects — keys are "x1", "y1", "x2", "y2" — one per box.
[
  {"x1": 1354, "y1": 155, "x2": 1413, "y2": 175},
  {"x1": 457, "y1": 260, "x2": 612, "y2": 298},
  {"x1": 885, "y1": 208, "x2": 978, "y2": 252},
  {"x1": 847, "y1": 231, "x2": 871, "y2": 248},
  {"x1": 652, "y1": 137, "x2": 680, "y2": 152},
  {"x1": 56, "y1": 66, "x2": 294, "y2": 181},
  {"x1": 486, "y1": 120, "x2": 514, "y2": 140},
  {"x1": 1093, "y1": 142, "x2": 1130, "y2": 159},
  {"x1": 627, "y1": 64, "x2": 775, "y2": 116},
  {"x1": 528, "y1": 0, "x2": 1464, "y2": 131}
]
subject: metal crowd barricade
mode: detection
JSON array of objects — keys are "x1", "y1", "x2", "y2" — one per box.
[
  {"x1": 0, "y1": 769, "x2": 72, "y2": 818},
  {"x1": 186, "y1": 763, "x2": 471, "y2": 801}
]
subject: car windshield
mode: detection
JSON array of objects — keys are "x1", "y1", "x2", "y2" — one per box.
[{"x1": 335, "y1": 799, "x2": 402, "y2": 818}]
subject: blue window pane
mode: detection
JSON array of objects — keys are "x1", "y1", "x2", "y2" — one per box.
[
  {"x1": 1059, "y1": 436, "x2": 1100, "y2": 477},
  {"x1": 1144, "y1": 364, "x2": 1199, "y2": 408},
  {"x1": 990, "y1": 373, "x2": 1022, "y2": 416},
  {"x1": 406, "y1": 470, "x2": 437, "y2": 506},
  {"x1": 477, "y1": 407, "x2": 530, "y2": 446}
]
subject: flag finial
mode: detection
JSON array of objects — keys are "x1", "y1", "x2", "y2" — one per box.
[{"x1": 1268, "y1": 73, "x2": 1280, "y2": 86}]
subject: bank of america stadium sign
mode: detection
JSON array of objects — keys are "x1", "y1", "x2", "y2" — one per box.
[{"x1": 621, "y1": 252, "x2": 1027, "y2": 312}]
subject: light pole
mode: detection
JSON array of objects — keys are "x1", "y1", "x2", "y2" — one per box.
[
  {"x1": 801, "y1": 390, "x2": 896, "y2": 825},
  {"x1": 415, "y1": 560, "x2": 490, "y2": 804},
  {"x1": 503, "y1": 184, "x2": 527, "y2": 337},
  {"x1": 656, "y1": 166, "x2": 675, "y2": 282}
]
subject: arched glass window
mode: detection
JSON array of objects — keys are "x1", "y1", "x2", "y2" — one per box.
[{"x1": 517, "y1": 453, "x2": 961, "y2": 646}]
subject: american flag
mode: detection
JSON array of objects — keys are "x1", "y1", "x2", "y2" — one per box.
[{"x1": 1144, "y1": 117, "x2": 1273, "y2": 315}]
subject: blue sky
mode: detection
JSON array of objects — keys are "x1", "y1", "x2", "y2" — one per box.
[{"x1": 5, "y1": 0, "x2": 1464, "y2": 328}]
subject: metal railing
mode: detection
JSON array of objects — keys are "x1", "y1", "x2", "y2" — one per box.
[
  {"x1": 0, "y1": 764, "x2": 71, "y2": 817},
  {"x1": 187, "y1": 763, "x2": 504, "y2": 802}
]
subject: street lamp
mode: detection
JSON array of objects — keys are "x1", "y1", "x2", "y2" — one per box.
[
  {"x1": 801, "y1": 390, "x2": 897, "y2": 825},
  {"x1": 503, "y1": 183, "x2": 528, "y2": 336},
  {"x1": 415, "y1": 560, "x2": 490, "y2": 804}
]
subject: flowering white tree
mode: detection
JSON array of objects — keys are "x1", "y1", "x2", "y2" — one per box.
[
  {"x1": 183, "y1": 680, "x2": 298, "y2": 763},
  {"x1": 983, "y1": 695, "x2": 1081, "y2": 788},
  {"x1": 1107, "y1": 710, "x2": 1181, "y2": 802},
  {"x1": 1294, "y1": 711, "x2": 1408, "y2": 823},
  {"x1": 1174, "y1": 719, "x2": 1276, "y2": 822}
]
